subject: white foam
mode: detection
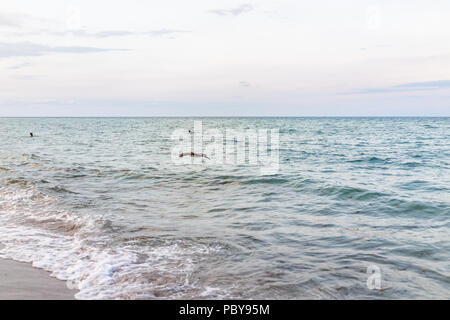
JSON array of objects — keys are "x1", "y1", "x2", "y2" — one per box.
[{"x1": 0, "y1": 182, "x2": 229, "y2": 299}]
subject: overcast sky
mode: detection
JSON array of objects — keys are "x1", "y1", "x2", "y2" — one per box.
[{"x1": 1, "y1": 0, "x2": 449, "y2": 116}]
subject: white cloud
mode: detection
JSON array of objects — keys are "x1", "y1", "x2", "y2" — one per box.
[
  {"x1": 209, "y1": 4, "x2": 254, "y2": 16},
  {"x1": 0, "y1": 13, "x2": 21, "y2": 27},
  {"x1": 8, "y1": 28, "x2": 190, "y2": 38},
  {"x1": 349, "y1": 80, "x2": 450, "y2": 94},
  {"x1": 0, "y1": 41, "x2": 126, "y2": 58},
  {"x1": 6, "y1": 62, "x2": 32, "y2": 69}
]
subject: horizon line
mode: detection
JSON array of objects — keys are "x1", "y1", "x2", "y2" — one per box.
[{"x1": 0, "y1": 116, "x2": 449, "y2": 118}]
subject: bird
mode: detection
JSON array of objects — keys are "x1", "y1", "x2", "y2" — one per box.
[{"x1": 179, "y1": 152, "x2": 210, "y2": 160}]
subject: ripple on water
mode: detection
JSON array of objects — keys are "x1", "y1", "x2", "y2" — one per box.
[{"x1": 0, "y1": 117, "x2": 449, "y2": 299}]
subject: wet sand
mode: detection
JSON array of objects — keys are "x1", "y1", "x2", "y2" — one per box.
[{"x1": 0, "y1": 258, "x2": 77, "y2": 300}]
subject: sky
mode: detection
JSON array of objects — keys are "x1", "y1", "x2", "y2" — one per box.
[{"x1": 0, "y1": 0, "x2": 449, "y2": 116}]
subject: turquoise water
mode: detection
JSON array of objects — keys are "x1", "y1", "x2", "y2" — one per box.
[{"x1": 0, "y1": 117, "x2": 449, "y2": 299}]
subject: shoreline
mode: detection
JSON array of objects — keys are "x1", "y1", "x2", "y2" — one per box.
[{"x1": 0, "y1": 258, "x2": 77, "y2": 300}]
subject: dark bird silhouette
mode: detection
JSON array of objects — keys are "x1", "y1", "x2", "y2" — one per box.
[{"x1": 179, "y1": 152, "x2": 210, "y2": 160}]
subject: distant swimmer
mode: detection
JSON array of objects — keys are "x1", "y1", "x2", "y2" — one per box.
[
  {"x1": 179, "y1": 152, "x2": 210, "y2": 160},
  {"x1": 30, "y1": 132, "x2": 33, "y2": 137},
  {"x1": 188, "y1": 130, "x2": 193, "y2": 134}
]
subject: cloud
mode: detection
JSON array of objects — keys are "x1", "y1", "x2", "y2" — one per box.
[
  {"x1": 8, "y1": 28, "x2": 189, "y2": 38},
  {"x1": 143, "y1": 29, "x2": 190, "y2": 37},
  {"x1": 0, "y1": 41, "x2": 126, "y2": 58},
  {"x1": 58, "y1": 28, "x2": 189, "y2": 38},
  {"x1": 1, "y1": 11, "x2": 188, "y2": 39},
  {"x1": 0, "y1": 13, "x2": 21, "y2": 27},
  {"x1": 396, "y1": 80, "x2": 450, "y2": 89},
  {"x1": 7, "y1": 62, "x2": 32, "y2": 69},
  {"x1": 9, "y1": 74, "x2": 38, "y2": 80},
  {"x1": 72, "y1": 30, "x2": 134, "y2": 38},
  {"x1": 348, "y1": 80, "x2": 450, "y2": 94},
  {"x1": 209, "y1": 4, "x2": 254, "y2": 16},
  {"x1": 0, "y1": 12, "x2": 59, "y2": 30}
]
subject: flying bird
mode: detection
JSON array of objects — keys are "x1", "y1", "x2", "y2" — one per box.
[{"x1": 179, "y1": 152, "x2": 210, "y2": 160}]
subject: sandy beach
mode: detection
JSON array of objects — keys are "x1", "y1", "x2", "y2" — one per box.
[{"x1": 0, "y1": 258, "x2": 77, "y2": 300}]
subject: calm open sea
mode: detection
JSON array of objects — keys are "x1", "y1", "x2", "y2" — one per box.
[{"x1": 0, "y1": 117, "x2": 449, "y2": 299}]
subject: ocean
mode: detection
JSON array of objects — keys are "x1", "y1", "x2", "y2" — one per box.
[{"x1": 0, "y1": 117, "x2": 449, "y2": 299}]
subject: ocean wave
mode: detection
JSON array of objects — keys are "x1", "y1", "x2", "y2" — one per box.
[
  {"x1": 318, "y1": 185, "x2": 387, "y2": 201},
  {"x1": 0, "y1": 181, "x2": 230, "y2": 299},
  {"x1": 347, "y1": 156, "x2": 391, "y2": 164}
]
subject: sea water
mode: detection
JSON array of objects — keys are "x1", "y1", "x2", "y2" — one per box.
[{"x1": 0, "y1": 117, "x2": 449, "y2": 299}]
